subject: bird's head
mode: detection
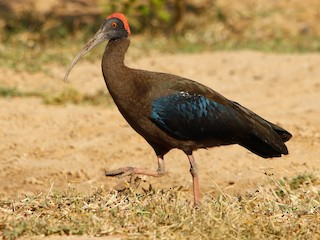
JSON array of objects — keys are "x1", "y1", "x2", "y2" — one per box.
[
  {"x1": 100, "y1": 13, "x2": 131, "y2": 40},
  {"x1": 64, "y1": 13, "x2": 131, "y2": 81}
]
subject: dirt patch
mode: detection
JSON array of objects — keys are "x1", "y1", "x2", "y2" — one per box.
[{"x1": 1, "y1": 50, "x2": 319, "y2": 200}]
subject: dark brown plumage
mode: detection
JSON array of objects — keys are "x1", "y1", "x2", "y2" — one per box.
[{"x1": 64, "y1": 13, "x2": 292, "y2": 206}]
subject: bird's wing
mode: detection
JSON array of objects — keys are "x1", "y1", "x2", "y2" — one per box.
[{"x1": 150, "y1": 90, "x2": 244, "y2": 142}]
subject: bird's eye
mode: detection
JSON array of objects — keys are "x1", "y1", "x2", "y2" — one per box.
[{"x1": 111, "y1": 22, "x2": 117, "y2": 28}]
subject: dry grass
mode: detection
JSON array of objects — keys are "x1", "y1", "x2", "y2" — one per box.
[{"x1": 1, "y1": 173, "x2": 319, "y2": 239}]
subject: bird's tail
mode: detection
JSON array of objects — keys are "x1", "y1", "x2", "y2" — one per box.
[
  {"x1": 233, "y1": 102, "x2": 292, "y2": 158},
  {"x1": 240, "y1": 122, "x2": 292, "y2": 159},
  {"x1": 232, "y1": 101, "x2": 292, "y2": 158},
  {"x1": 266, "y1": 121, "x2": 292, "y2": 142}
]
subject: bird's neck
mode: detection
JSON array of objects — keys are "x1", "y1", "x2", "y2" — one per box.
[
  {"x1": 101, "y1": 37, "x2": 144, "y2": 113},
  {"x1": 102, "y1": 38, "x2": 129, "y2": 68},
  {"x1": 101, "y1": 37, "x2": 130, "y2": 91}
]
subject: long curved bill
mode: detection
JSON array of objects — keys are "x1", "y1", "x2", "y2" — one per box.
[{"x1": 63, "y1": 28, "x2": 106, "y2": 82}]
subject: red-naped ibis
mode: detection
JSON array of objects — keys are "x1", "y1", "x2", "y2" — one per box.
[{"x1": 64, "y1": 13, "x2": 292, "y2": 206}]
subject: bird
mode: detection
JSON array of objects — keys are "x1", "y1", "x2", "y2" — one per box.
[{"x1": 64, "y1": 12, "x2": 292, "y2": 206}]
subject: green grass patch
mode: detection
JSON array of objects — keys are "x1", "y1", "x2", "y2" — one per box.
[
  {"x1": 1, "y1": 33, "x2": 320, "y2": 75},
  {"x1": 0, "y1": 85, "x2": 112, "y2": 106},
  {"x1": 0, "y1": 36, "x2": 101, "y2": 73},
  {"x1": 0, "y1": 86, "x2": 41, "y2": 98},
  {"x1": 0, "y1": 86, "x2": 22, "y2": 97},
  {"x1": 0, "y1": 174, "x2": 319, "y2": 239},
  {"x1": 289, "y1": 173, "x2": 317, "y2": 190},
  {"x1": 1, "y1": 0, "x2": 320, "y2": 73},
  {"x1": 44, "y1": 88, "x2": 113, "y2": 106}
]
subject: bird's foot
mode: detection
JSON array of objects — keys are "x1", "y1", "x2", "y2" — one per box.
[
  {"x1": 105, "y1": 167, "x2": 144, "y2": 192},
  {"x1": 105, "y1": 157, "x2": 166, "y2": 192},
  {"x1": 105, "y1": 167, "x2": 136, "y2": 179},
  {"x1": 105, "y1": 166, "x2": 165, "y2": 178}
]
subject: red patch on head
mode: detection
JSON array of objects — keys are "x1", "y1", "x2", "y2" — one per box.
[{"x1": 106, "y1": 13, "x2": 131, "y2": 35}]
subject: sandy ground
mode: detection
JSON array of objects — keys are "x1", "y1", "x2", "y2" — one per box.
[{"x1": 0, "y1": 50, "x2": 320, "y2": 201}]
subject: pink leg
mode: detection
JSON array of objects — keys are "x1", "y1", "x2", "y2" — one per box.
[
  {"x1": 187, "y1": 154, "x2": 201, "y2": 206},
  {"x1": 105, "y1": 155, "x2": 165, "y2": 178}
]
